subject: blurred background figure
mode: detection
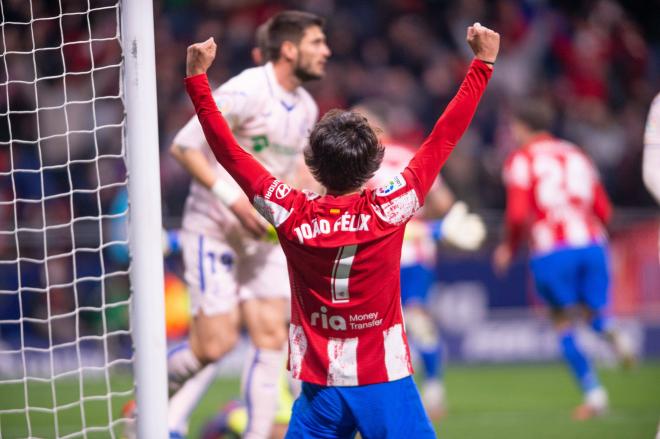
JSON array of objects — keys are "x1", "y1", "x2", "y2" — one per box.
[
  {"x1": 643, "y1": 92, "x2": 660, "y2": 259},
  {"x1": 358, "y1": 99, "x2": 486, "y2": 420},
  {"x1": 644, "y1": 93, "x2": 660, "y2": 205},
  {"x1": 493, "y1": 100, "x2": 636, "y2": 419}
]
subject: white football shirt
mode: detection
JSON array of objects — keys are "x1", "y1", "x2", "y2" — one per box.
[
  {"x1": 174, "y1": 62, "x2": 318, "y2": 241},
  {"x1": 643, "y1": 92, "x2": 660, "y2": 204}
]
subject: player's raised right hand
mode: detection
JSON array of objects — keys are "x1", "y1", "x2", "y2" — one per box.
[
  {"x1": 186, "y1": 37, "x2": 217, "y2": 77},
  {"x1": 466, "y1": 23, "x2": 500, "y2": 66}
]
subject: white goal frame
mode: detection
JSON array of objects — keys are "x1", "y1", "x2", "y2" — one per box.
[
  {"x1": 0, "y1": 0, "x2": 168, "y2": 437},
  {"x1": 121, "y1": 0, "x2": 168, "y2": 437}
]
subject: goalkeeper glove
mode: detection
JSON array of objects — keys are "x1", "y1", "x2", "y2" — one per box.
[{"x1": 438, "y1": 201, "x2": 486, "y2": 250}]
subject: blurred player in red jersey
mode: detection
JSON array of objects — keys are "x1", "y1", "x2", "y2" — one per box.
[
  {"x1": 356, "y1": 100, "x2": 485, "y2": 419},
  {"x1": 184, "y1": 22, "x2": 497, "y2": 437},
  {"x1": 493, "y1": 101, "x2": 635, "y2": 420}
]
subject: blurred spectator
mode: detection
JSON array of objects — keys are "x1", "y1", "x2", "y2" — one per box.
[{"x1": 153, "y1": 0, "x2": 658, "y2": 212}]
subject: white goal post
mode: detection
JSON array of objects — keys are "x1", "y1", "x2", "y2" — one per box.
[
  {"x1": 122, "y1": 0, "x2": 168, "y2": 437},
  {"x1": 0, "y1": 0, "x2": 168, "y2": 437}
]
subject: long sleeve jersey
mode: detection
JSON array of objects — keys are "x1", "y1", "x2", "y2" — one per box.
[{"x1": 185, "y1": 59, "x2": 492, "y2": 386}]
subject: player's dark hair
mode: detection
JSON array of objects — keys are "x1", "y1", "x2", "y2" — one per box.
[
  {"x1": 512, "y1": 100, "x2": 555, "y2": 132},
  {"x1": 253, "y1": 20, "x2": 271, "y2": 64},
  {"x1": 266, "y1": 11, "x2": 324, "y2": 61},
  {"x1": 305, "y1": 109, "x2": 384, "y2": 193}
]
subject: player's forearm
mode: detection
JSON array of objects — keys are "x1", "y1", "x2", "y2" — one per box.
[
  {"x1": 184, "y1": 73, "x2": 270, "y2": 200},
  {"x1": 593, "y1": 183, "x2": 613, "y2": 225},
  {"x1": 406, "y1": 59, "x2": 492, "y2": 196},
  {"x1": 505, "y1": 186, "x2": 529, "y2": 253},
  {"x1": 505, "y1": 221, "x2": 525, "y2": 254},
  {"x1": 169, "y1": 143, "x2": 217, "y2": 190},
  {"x1": 505, "y1": 205, "x2": 526, "y2": 253}
]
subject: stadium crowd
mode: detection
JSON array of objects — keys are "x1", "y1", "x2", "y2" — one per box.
[{"x1": 157, "y1": 0, "x2": 660, "y2": 217}]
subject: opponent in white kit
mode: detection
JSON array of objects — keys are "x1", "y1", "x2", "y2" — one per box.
[
  {"x1": 644, "y1": 93, "x2": 660, "y2": 205},
  {"x1": 167, "y1": 11, "x2": 330, "y2": 438}
]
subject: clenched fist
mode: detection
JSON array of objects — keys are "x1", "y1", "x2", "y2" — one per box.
[
  {"x1": 186, "y1": 37, "x2": 217, "y2": 77},
  {"x1": 466, "y1": 23, "x2": 500, "y2": 67}
]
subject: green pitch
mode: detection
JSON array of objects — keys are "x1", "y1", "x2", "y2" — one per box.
[{"x1": 1, "y1": 362, "x2": 659, "y2": 438}]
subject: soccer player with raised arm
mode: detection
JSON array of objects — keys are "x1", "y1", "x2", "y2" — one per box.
[
  {"x1": 356, "y1": 100, "x2": 486, "y2": 419},
  {"x1": 184, "y1": 22, "x2": 497, "y2": 437},
  {"x1": 167, "y1": 12, "x2": 330, "y2": 438},
  {"x1": 493, "y1": 101, "x2": 635, "y2": 420}
]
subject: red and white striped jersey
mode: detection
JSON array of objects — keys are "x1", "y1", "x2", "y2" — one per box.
[
  {"x1": 185, "y1": 59, "x2": 492, "y2": 386},
  {"x1": 502, "y1": 134, "x2": 612, "y2": 255}
]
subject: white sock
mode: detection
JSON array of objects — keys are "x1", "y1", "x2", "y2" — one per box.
[
  {"x1": 609, "y1": 330, "x2": 635, "y2": 359},
  {"x1": 585, "y1": 386, "x2": 608, "y2": 412},
  {"x1": 167, "y1": 342, "x2": 203, "y2": 395},
  {"x1": 241, "y1": 345, "x2": 286, "y2": 439},
  {"x1": 422, "y1": 379, "x2": 446, "y2": 412},
  {"x1": 168, "y1": 362, "x2": 219, "y2": 434}
]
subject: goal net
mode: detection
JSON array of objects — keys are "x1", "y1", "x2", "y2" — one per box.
[{"x1": 0, "y1": 1, "x2": 166, "y2": 437}]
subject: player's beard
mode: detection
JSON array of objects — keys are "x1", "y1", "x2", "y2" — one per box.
[{"x1": 293, "y1": 56, "x2": 322, "y2": 82}]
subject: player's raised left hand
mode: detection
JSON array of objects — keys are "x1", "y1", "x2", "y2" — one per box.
[
  {"x1": 466, "y1": 23, "x2": 500, "y2": 67},
  {"x1": 186, "y1": 37, "x2": 217, "y2": 77}
]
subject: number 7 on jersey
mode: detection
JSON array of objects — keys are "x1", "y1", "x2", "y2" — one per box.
[{"x1": 330, "y1": 245, "x2": 357, "y2": 303}]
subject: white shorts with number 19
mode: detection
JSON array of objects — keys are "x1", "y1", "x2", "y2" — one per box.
[{"x1": 179, "y1": 230, "x2": 290, "y2": 316}]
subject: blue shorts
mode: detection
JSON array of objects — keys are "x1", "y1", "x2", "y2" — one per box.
[
  {"x1": 285, "y1": 376, "x2": 435, "y2": 439},
  {"x1": 400, "y1": 263, "x2": 435, "y2": 306},
  {"x1": 530, "y1": 244, "x2": 610, "y2": 311}
]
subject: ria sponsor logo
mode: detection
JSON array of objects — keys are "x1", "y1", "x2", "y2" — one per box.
[
  {"x1": 311, "y1": 306, "x2": 346, "y2": 330},
  {"x1": 310, "y1": 306, "x2": 383, "y2": 331}
]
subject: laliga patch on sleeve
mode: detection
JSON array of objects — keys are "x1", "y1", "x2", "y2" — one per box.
[{"x1": 376, "y1": 174, "x2": 407, "y2": 197}]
